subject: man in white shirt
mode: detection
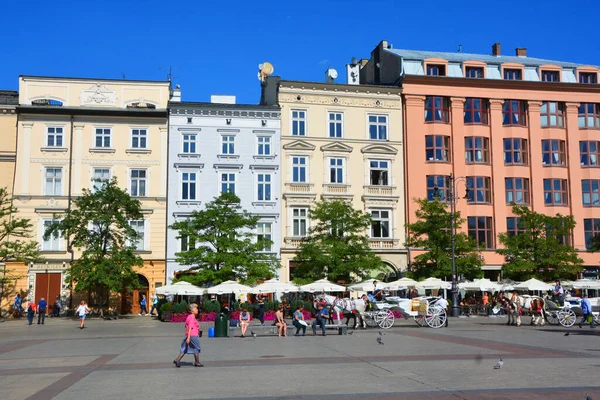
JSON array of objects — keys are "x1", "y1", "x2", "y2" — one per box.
[{"x1": 435, "y1": 295, "x2": 449, "y2": 327}]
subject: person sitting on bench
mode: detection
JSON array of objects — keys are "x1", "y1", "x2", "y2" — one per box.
[
  {"x1": 312, "y1": 304, "x2": 329, "y2": 336},
  {"x1": 293, "y1": 304, "x2": 307, "y2": 336}
]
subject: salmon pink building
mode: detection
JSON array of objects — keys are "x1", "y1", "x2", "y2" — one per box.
[{"x1": 357, "y1": 40, "x2": 600, "y2": 280}]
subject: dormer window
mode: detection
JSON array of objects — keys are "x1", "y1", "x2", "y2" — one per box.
[
  {"x1": 427, "y1": 64, "x2": 446, "y2": 76},
  {"x1": 32, "y1": 99, "x2": 63, "y2": 107},
  {"x1": 465, "y1": 67, "x2": 484, "y2": 78},
  {"x1": 504, "y1": 69, "x2": 522, "y2": 80},
  {"x1": 580, "y1": 72, "x2": 598, "y2": 84},
  {"x1": 541, "y1": 70, "x2": 560, "y2": 82},
  {"x1": 127, "y1": 102, "x2": 156, "y2": 109}
]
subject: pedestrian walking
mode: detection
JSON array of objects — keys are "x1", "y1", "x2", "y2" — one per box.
[
  {"x1": 76, "y1": 301, "x2": 89, "y2": 329},
  {"x1": 257, "y1": 295, "x2": 265, "y2": 325},
  {"x1": 26, "y1": 299, "x2": 36, "y2": 325},
  {"x1": 139, "y1": 294, "x2": 148, "y2": 316},
  {"x1": 52, "y1": 296, "x2": 61, "y2": 317},
  {"x1": 578, "y1": 293, "x2": 595, "y2": 329},
  {"x1": 173, "y1": 303, "x2": 202, "y2": 368},
  {"x1": 13, "y1": 293, "x2": 23, "y2": 317},
  {"x1": 37, "y1": 297, "x2": 47, "y2": 325},
  {"x1": 149, "y1": 293, "x2": 159, "y2": 316}
]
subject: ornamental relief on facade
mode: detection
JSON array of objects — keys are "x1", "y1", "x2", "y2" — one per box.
[
  {"x1": 80, "y1": 84, "x2": 117, "y2": 106},
  {"x1": 278, "y1": 94, "x2": 399, "y2": 109}
]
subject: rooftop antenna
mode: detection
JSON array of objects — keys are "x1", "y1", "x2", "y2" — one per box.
[
  {"x1": 458, "y1": 44, "x2": 463, "y2": 53},
  {"x1": 122, "y1": 73, "x2": 126, "y2": 79},
  {"x1": 160, "y1": 66, "x2": 179, "y2": 87}
]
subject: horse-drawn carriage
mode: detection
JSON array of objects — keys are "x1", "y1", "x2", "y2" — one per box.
[
  {"x1": 384, "y1": 296, "x2": 447, "y2": 329},
  {"x1": 542, "y1": 297, "x2": 577, "y2": 327}
]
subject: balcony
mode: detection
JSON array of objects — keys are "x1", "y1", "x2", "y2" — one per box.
[
  {"x1": 364, "y1": 185, "x2": 397, "y2": 197},
  {"x1": 322, "y1": 184, "x2": 353, "y2": 199},
  {"x1": 284, "y1": 237, "x2": 304, "y2": 248},
  {"x1": 284, "y1": 182, "x2": 313, "y2": 193},
  {"x1": 369, "y1": 239, "x2": 399, "y2": 249}
]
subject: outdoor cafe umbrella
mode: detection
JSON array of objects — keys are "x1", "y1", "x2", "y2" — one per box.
[
  {"x1": 415, "y1": 277, "x2": 452, "y2": 290},
  {"x1": 251, "y1": 278, "x2": 300, "y2": 294},
  {"x1": 155, "y1": 281, "x2": 205, "y2": 296},
  {"x1": 387, "y1": 277, "x2": 418, "y2": 287},
  {"x1": 514, "y1": 278, "x2": 553, "y2": 291},
  {"x1": 571, "y1": 279, "x2": 600, "y2": 289},
  {"x1": 299, "y1": 279, "x2": 346, "y2": 293},
  {"x1": 458, "y1": 278, "x2": 501, "y2": 292},
  {"x1": 206, "y1": 280, "x2": 252, "y2": 295}
]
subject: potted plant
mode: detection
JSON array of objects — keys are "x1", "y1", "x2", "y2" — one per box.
[{"x1": 160, "y1": 302, "x2": 173, "y2": 322}]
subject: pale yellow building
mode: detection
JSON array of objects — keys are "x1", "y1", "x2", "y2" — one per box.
[
  {"x1": 265, "y1": 78, "x2": 407, "y2": 282},
  {"x1": 13, "y1": 76, "x2": 170, "y2": 313}
]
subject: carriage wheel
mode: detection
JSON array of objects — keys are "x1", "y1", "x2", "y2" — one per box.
[
  {"x1": 557, "y1": 309, "x2": 576, "y2": 327},
  {"x1": 544, "y1": 311, "x2": 559, "y2": 325},
  {"x1": 376, "y1": 309, "x2": 394, "y2": 329},
  {"x1": 365, "y1": 314, "x2": 378, "y2": 328},
  {"x1": 424, "y1": 305, "x2": 447, "y2": 329}
]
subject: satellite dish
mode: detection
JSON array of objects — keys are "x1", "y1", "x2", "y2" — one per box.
[
  {"x1": 328, "y1": 69, "x2": 338, "y2": 79},
  {"x1": 258, "y1": 62, "x2": 275, "y2": 82}
]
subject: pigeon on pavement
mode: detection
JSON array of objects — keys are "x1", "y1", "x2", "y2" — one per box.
[
  {"x1": 493, "y1": 358, "x2": 503, "y2": 369},
  {"x1": 564, "y1": 332, "x2": 570, "y2": 336},
  {"x1": 585, "y1": 394, "x2": 593, "y2": 400},
  {"x1": 376, "y1": 336, "x2": 384, "y2": 345},
  {"x1": 251, "y1": 330, "x2": 257, "y2": 338},
  {"x1": 348, "y1": 331, "x2": 353, "y2": 335}
]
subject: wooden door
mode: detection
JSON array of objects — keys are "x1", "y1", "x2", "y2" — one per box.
[{"x1": 35, "y1": 273, "x2": 61, "y2": 305}]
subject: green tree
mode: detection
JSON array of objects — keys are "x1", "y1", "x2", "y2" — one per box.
[
  {"x1": 292, "y1": 199, "x2": 383, "y2": 283},
  {"x1": 0, "y1": 188, "x2": 40, "y2": 311},
  {"x1": 497, "y1": 205, "x2": 583, "y2": 281},
  {"x1": 405, "y1": 198, "x2": 483, "y2": 280},
  {"x1": 171, "y1": 191, "x2": 277, "y2": 285},
  {"x1": 44, "y1": 178, "x2": 144, "y2": 301}
]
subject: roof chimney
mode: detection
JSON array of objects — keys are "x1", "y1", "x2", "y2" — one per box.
[
  {"x1": 515, "y1": 47, "x2": 527, "y2": 57},
  {"x1": 492, "y1": 42, "x2": 501, "y2": 57},
  {"x1": 170, "y1": 84, "x2": 181, "y2": 102}
]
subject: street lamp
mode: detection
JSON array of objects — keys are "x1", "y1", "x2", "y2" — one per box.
[{"x1": 434, "y1": 173, "x2": 469, "y2": 318}]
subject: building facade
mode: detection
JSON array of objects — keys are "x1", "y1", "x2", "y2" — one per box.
[
  {"x1": 261, "y1": 77, "x2": 407, "y2": 282},
  {"x1": 360, "y1": 40, "x2": 600, "y2": 279},
  {"x1": 13, "y1": 76, "x2": 171, "y2": 312},
  {"x1": 166, "y1": 91, "x2": 282, "y2": 283}
]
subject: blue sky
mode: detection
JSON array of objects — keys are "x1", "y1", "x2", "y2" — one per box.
[{"x1": 3, "y1": 0, "x2": 599, "y2": 104}]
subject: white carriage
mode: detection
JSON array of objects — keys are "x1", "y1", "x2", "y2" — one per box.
[
  {"x1": 542, "y1": 298, "x2": 578, "y2": 327},
  {"x1": 380, "y1": 296, "x2": 447, "y2": 329}
]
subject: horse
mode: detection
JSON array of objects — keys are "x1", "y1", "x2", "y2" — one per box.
[
  {"x1": 315, "y1": 294, "x2": 368, "y2": 329},
  {"x1": 519, "y1": 295, "x2": 545, "y2": 326},
  {"x1": 500, "y1": 292, "x2": 545, "y2": 327},
  {"x1": 499, "y1": 291, "x2": 521, "y2": 326}
]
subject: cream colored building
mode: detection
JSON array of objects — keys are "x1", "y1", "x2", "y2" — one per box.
[
  {"x1": 263, "y1": 78, "x2": 407, "y2": 282},
  {"x1": 13, "y1": 76, "x2": 170, "y2": 313}
]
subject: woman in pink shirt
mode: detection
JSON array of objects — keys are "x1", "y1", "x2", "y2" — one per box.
[{"x1": 173, "y1": 303, "x2": 202, "y2": 368}]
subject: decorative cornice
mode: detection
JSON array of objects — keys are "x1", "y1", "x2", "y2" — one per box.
[
  {"x1": 320, "y1": 142, "x2": 353, "y2": 153},
  {"x1": 283, "y1": 140, "x2": 316, "y2": 151},
  {"x1": 278, "y1": 93, "x2": 400, "y2": 109},
  {"x1": 403, "y1": 95, "x2": 426, "y2": 107},
  {"x1": 361, "y1": 143, "x2": 399, "y2": 154}
]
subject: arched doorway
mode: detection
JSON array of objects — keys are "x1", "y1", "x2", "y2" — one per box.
[
  {"x1": 368, "y1": 262, "x2": 400, "y2": 282},
  {"x1": 122, "y1": 274, "x2": 149, "y2": 315}
]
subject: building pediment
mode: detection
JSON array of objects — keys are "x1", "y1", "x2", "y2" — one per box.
[
  {"x1": 80, "y1": 84, "x2": 117, "y2": 107},
  {"x1": 283, "y1": 140, "x2": 316, "y2": 151},
  {"x1": 320, "y1": 142, "x2": 353, "y2": 153},
  {"x1": 361, "y1": 144, "x2": 398, "y2": 155}
]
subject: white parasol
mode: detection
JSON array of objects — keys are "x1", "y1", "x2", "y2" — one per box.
[
  {"x1": 514, "y1": 278, "x2": 553, "y2": 291},
  {"x1": 155, "y1": 281, "x2": 205, "y2": 296},
  {"x1": 571, "y1": 279, "x2": 600, "y2": 289},
  {"x1": 387, "y1": 277, "x2": 418, "y2": 287},
  {"x1": 415, "y1": 277, "x2": 452, "y2": 290},
  {"x1": 299, "y1": 279, "x2": 346, "y2": 293},
  {"x1": 206, "y1": 280, "x2": 252, "y2": 294},
  {"x1": 251, "y1": 278, "x2": 300, "y2": 294},
  {"x1": 459, "y1": 278, "x2": 501, "y2": 292}
]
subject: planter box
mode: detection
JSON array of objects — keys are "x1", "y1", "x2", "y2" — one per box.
[{"x1": 161, "y1": 312, "x2": 172, "y2": 322}]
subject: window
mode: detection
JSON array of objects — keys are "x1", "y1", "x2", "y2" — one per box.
[
  {"x1": 542, "y1": 139, "x2": 566, "y2": 166},
  {"x1": 578, "y1": 103, "x2": 600, "y2": 128},
  {"x1": 540, "y1": 102, "x2": 564, "y2": 128},
  {"x1": 257, "y1": 173, "x2": 271, "y2": 201},
  {"x1": 541, "y1": 70, "x2": 559, "y2": 82},
  {"x1": 129, "y1": 220, "x2": 145, "y2": 251},
  {"x1": 580, "y1": 72, "x2": 598, "y2": 84},
  {"x1": 221, "y1": 135, "x2": 235, "y2": 155},
  {"x1": 257, "y1": 136, "x2": 271, "y2": 155},
  {"x1": 130, "y1": 169, "x2": 147, "y2": 197},
  {"x1": 465, "y1": 137, "x2": 489, "y2": 164},
  {"x1": 503, "y1": 138, "x2": 528, "y2": 165},
  {"x1": 187, "y1": 117, "x2": 193, "y2": 124},
  {"x1": 427, "y1": 64, "x2": 446, "y2": 76},
  {"x1": 425, "y1": 135, "x2": 450, "y2": 162},
  {"x1": 42, "y1": 219, "x2": 61, "y2": 251},
  {"x1": 468, "y1": 216, "x2": 494, "y2": 249},
  {"x1": 292, "y1": 156, "x2": 307, "y2": 183},
  {"x1": 425, "y1": 96, "x2": 450, "y2": 122},
  {"x1": 582, "y1": 179, "x2": 600, "y2": 206},
  {"x1": 467, "y1": 176, "x2": 492, "y2": 204},
  {"x1": 44, "y1": 167, "x2": 62, "y2": 196},
  {"x1": 502, "y1": 100, "x2": 527, "y2": 126},
  {"x1": 464, "y1": 98, "x2": 489, "y2": 124},
  {"x1": 368, "y1": 115, "x2": 388, "y2": 140},
  {"x1": 584, "y1": 219, "x2": 600, "y2": 249},
  {"x1": 506, "y1": 217, "x2": 523, "y2": 237},
  {"x1": 291, "y1": 110, "x2": 306, "y2": 136},
  {"x1": 371, "y1": 210, "x2": 391, "y2": 238},
  {"x1": 427, "y1": 175, "x2": 450, "y2": 201},
  {"x1": 180, "y1": 235, "x2": 195, "y2": 252},
  {"x1": 329, "y1": 158, "x2": 344, "y2": 183},
  {"x1": 292, "y1": 208, "x2": 308, "y2": 237},
  {"x1": 46, "y1": 127, "x2": 63, "y2": 147},
  {"x1": 95, "y1": 128, "x2": 111, "y2": 148},
  {"x1": 369, "y1": 160, "x2": 389, "y2": 186},
  {"x1": 257, "y1": 222, "x2": 272, "y2": 252},
  {"x1": 92, "y1": 168, "x2": 110, "y2": 191},
  {"x1": 505, "y1": 178, "x2": 530, "y2": 204},
  {"x1": 182, "y1": 134, "x2": 197, "y2": 154},
  {"x1": 465, "y1": 67, "x2": 484, "y2": 78},
  {"x1": 131, "y1": 129, "x2": 147, "y2": 149},
  {"x1": 181, "y1": 172, "x2": 197, "y2": 200},
  {"x1": 543, "y1": 179, "x2": 568, "y2": 205},
  {"x1": 580, "y1": 141, "x2": 600, "y2": 167},
  {"x1": 504, "y1": 69, "x2": 522, "y2": 80},
  {"x1": 221, "y1": 173, "x2": 235, "y2": 194},
  {"x1": 328, "y1": 112, "x2": 343, "y2": 138}
]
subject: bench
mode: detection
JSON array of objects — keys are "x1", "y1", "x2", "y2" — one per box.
[
  {"x1": 228, "y1": 323, "x2": 289, "y2": 337},
  {"x1": 323, "y1": 323, "x2": 348, "y2": 335}
]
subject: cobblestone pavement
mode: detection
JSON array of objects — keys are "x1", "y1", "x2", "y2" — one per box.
[{"x1": 0, "y1": 315, "x2": 599, "y2": 399}]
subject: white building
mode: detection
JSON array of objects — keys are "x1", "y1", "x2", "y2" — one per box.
[{"x1": 166, "y1": 90, "x2": 282, "y2": 283}]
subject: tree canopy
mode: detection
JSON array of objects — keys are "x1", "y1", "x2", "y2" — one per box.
[
  {"x1": 497, "y1": 205, "x2": 583, "y2": 281},
  {"x1": 44, "y1": 178, "x2": 144, "y2": 296},
  {"x1": 405, "y1": 198, "x2": 483, "y2": 280},
  {"x1": 291, "y1": 199, "x2": 384, "y2": 284},
  {"x1": 171, "y1": 191, "x2": 277, "y2": 286}
]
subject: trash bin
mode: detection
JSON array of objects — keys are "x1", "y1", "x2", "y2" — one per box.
[{"x1": 214, "y1": 312, "x2": 228, "y2": 337}]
